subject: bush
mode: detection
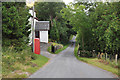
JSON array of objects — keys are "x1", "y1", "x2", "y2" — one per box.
[
  {"x1": 80, "y1": 51, "x2": 93, "y2": 58},
  {"x1": 2, "y1": 2, "x2": 31, "y2": 48},
  {"x1": 48, "y1": 42, "x2": 69, "y2": 54},
  {"x1": 2, "y1": 46, "x2": 36, "y2": 76}
]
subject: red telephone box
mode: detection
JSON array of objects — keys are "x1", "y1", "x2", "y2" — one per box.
[{"x1": 34, "y1": 38, "x2": 40, "y2": 55}]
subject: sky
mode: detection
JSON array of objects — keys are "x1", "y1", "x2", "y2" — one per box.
[
  {"x1": 26, "y1": 0, "x2": 74, "y2": 7},
  {"x1": 63, "y1": 0, "x2": 74, "y2": 4}
]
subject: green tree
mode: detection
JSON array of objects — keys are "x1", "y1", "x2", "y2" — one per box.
[
  {"x1": 61, "y1": 3, "x2": 92, "y2": 50},
  {"x1": 2, "y1": 2, "x2": 31, "y2": 50},
  {"x1": 61, "y1": 1, "x2": 120, "y2": 55},
  {"x1": 35, "y1": 2, "x2": 65, "y2": 27},
  {"x1": 89, "y1": 2, "x2": 120, "y2": 55},
  {"x1": 35, "y1": 2, "x2": 71, "y2": 44},
  {"x1": 50, "y1": 19, "x2": 59, "y2": 41}
]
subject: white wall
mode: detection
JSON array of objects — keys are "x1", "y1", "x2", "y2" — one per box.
[
  {"x1": 28, "y1": 10, "x2": 49, "y2": 44},
  {"x1": 40, "y1": 31, "x2": 48, "y2": 43},
  {"x1": 28, "y1": 10, "x2": 38, "y2": 45}
]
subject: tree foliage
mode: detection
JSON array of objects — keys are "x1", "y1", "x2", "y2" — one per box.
[
  {"x1": 35, "y1": 2, "x2": 65, "y2": 26},
  {"x1": 61, "y1": 2, "x2": 120, "y2": 55},
  {"x1": 2, "y1": 2, "x2": 31, "y2": 50},
  {"x1": 35, "y1": 2, "x2": 72, "y2": 44},
  {"x1": 61, "y1": 3, "x2": 92, "y2": 50},
  {"x1": 90, "y1": 2, "x2": 120, "y2": 55}
]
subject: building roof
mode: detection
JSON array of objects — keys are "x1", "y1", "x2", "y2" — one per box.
[{"x1": 35, "y1": 21, "x2": 49, "y2": 31}]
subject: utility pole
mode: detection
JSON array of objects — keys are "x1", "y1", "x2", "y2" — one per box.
[
  {"x1": 32, "y1": 5, "x2": 35, "y2": 52},
  {"x1": 26, "y1": 0, "x2": 35, "y2": 52}
]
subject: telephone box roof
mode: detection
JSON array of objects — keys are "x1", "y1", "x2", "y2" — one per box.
[{"x1": 35, "y1": 21, "x2": 49, "y2": 31}]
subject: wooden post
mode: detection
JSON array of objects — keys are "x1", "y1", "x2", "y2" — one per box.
[
  {"x1": 115, "y1": 54, "x2": 118, "y2": 64},
  {"x1": 32, "y1": 6, "x2": 35, "y2": 52},
  {"x1": 78, "y1": 50, "x2": 80, "y2": 57},
  {"x1": 105, "y1": 53, "x2": 107, "y2": 60},
  {"x1": 93, "y1": 50, "x2": 95, "y2": 58},
  {"x1": 98, "y1": 52, "x2": 100, "y2": 59},
  {"x1": 100, "y1": 53, "x2": 103, "y2": 59}
]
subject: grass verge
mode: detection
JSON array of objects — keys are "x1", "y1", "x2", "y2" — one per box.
[
  {"x1": 74, "y1": 43, "x2": 119, "y2": 76},
  {"x1": 47, "y1": 43, "x2": 69, "y2": 54},
  {"x1": 2, "y1": 46, "x2": 49, "y2": 78},
  {"x1": 23, "y1": 54, "x2": 49, "y2": 75}
]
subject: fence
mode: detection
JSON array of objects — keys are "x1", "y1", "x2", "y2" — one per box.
[
  {"x1": 77, "y1": 49, "x2": 119, "y2": 64},
  {"x1": 98, "y1": 52, "x2": 118, "y2": 64}
]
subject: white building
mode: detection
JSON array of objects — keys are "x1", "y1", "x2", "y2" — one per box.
[
  {"x1": 35, "y1": 21, "x2": 49, "y2": 43},
  {"x1": 28, "y1": 9, "x2": 49, "y2": 45}
]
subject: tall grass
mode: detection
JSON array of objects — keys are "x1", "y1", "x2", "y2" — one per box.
[{"x1": 2, "y1": 46, "x2": 49, "y2": 78}]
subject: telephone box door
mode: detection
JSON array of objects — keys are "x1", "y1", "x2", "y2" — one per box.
[{"x1": 34, "y1": 38, "x2": 40, "y2": 55}]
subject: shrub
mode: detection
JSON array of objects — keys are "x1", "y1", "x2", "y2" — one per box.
[
  {"x1": 80, "y1": 51, "x2": 93, "y2": 58},
  {"x1": 2, "y1": 46, "x2": 36, "y2": 77}
]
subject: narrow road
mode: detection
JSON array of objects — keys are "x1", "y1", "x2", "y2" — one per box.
[
  {"x1": 29, "y1": 36, "x2": 117, "y2": 78},
  {"x1": 40, "y1": 42, "x2": 55, "y2": 58}
]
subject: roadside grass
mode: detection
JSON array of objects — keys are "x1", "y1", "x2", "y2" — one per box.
[
  {"x1": 25, "y1": 55, "x2": 49, "y2": 73},
  {"x1": 74, "y1": 43, "x2": 119, "y2": 76},
  {"x1": 77, "y1": 57, "x2": 118, "y2": 76},
  {"x1": 55, "y1": 44, "x2": 69, "y2": 54},
  {"x1": 47, "y1": 43, "x2": 69, "y2": 54},
  {"x1": 2, "y1": 46, "x2": 49, "y2": 78},
  {"x1": 47, "y1": 35, "x2": 73, "y2": 54}
]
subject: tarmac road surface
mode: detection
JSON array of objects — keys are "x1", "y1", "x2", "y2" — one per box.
[{"x1": 29, "y1": 36, "x2": 118, "y2": 78}]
